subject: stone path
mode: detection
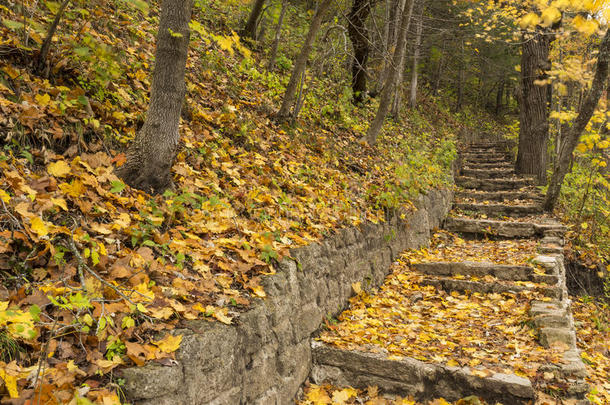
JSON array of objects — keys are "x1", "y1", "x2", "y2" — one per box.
[{"x1": 304, "y1": 142, "x2": 589, "y2": 404}]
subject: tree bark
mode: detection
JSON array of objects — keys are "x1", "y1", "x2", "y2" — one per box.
[
  {"x1": 242, "y1": 0, "x2": 266, "y2": 40},
  {"x1": 376, "y1": 0, "x2": 404, "y2": 95},
  {"x1": 544, "y1": 29, "x2": 610, "y2": 211},
  {"x1": 277, "y1": 1, "x2": 330, "y2": 120},
  {"x1": 365, "y1": 0, "x2": 411, "y2": 145},
  {"x1": 495, "y1": 78, "x2": 505, "y2": 115},
  {"x1": 515, "y1": 30, "x2": 552, "y2": 184},
  {"x1": 454, "y1": 40, "x2": 464, "y2": 112},
  {"x1": 36, "y1": 0, "x2": 71, "y2": 75},
  {"x1": 408, "y1": 2, "x2": 423, "y2": 109},
  {"x1": 116, "y1": 0, "x2": 192, "y2": 194},
  {"x1": 389, "y1": 0, "x2": 416, "y2": 117},
  {"x1": 347, "y1": 0, "x2": 373, "y2": 104},
  {"x1": 267, "y1": 0, "x2": 287, "y2": 70}
]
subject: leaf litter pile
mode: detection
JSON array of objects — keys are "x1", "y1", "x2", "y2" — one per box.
[
  {"x1": 0, "y1": 0, "x2": 459, "y2": 402},
  {"x1": 299, "y1": 383, "x2": 489, "y2": 405},
  {"x1": 318, "y1": 233, "x2": 565, "y2": 380}
]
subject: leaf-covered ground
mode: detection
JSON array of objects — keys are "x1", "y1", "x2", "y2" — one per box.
[
  {"x1": 572, "y1": 299, "x2": 610, "y2": 405},
  {"x1": 299, "y1": 383, "x2": 489, "y2": 405},
  {"x1": 0, "y1": 0, "x2": 465, "y2": 402}
]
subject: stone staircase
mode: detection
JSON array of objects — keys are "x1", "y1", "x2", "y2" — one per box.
[{"x1": 305, "y1": 142, "x2": 589, "y2": 403}]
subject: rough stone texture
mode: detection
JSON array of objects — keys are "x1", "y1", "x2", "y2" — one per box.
[
  {"x1": 455, "y1": 190, "x2": 544, "y2": 203},
  {"x1": 414, "y1": 262, "x2": 538, "y2": 281},
  {"x1": 121, "y1": 189, "x2": 452, "y2": 404},
  {"x1": 311, "y1": 343, "x2": 535, "y2": 404},
  {"x1": 456, "y1": 176, "x2": 535, "y2": 191},
  {"x1": 460, "y1": 168, "x2": 515, "y2": 178},
  {"x1": 454, "y1": 203, "x2": 542, "y2": 217},
  {"x1": 445, "y1": 217, "x2": 537, "y2": 238}
]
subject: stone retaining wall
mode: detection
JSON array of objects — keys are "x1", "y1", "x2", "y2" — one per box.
[{"x1": 121, "y1": 189, "x2": 453, "y2": 404}]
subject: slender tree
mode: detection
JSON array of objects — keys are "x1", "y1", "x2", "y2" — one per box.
[
  {"x1": 277, "y1": 1, "x2": 330, "y2": 120},
  {"x1": 408, "y1": 0, "x2": 424, "y2": 108},
  {"x1": 389, "y1": 0, "x2": 416, "y2": 117},
  {"x1": 267, "y1": 0, "x2": 288, "y2": 70},
  {"x1": 242, "y1": 0, "x2": 266, "y2": 40},
  {"x1": 117, "y1": 0, "x2": 192, "y2": 193},
  {"x1": 365, "y1": 0, "x2": 412, "y2": 145},
  {"x1": 515, "y1": 30, "x2": 553, "y2": 184},
  {"x1": 545, "y1": 29, "x2": 610, "y2": 211},
  {"x1": 36, "y1": 0, "x2": 71, "y2": 75}
]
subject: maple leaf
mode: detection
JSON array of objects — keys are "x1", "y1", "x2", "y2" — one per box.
[
  {"x1": 154, "y1": 334, "x2": 182, "y2": 353},
  {"x1": 47, "y1": 160, "x2": 72, "y2": 178}
]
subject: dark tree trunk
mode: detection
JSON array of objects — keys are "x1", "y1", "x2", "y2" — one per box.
[
  {"x1": 495, "y1": 78, "x2": 505, "y2": 115},
  {"x1": 365, "y1": 0, "x2": 411, "y2": 144},
  {"x1": 376, "y1": 0, "x2": 404, "y2": 94},
  {"x1": 242, "y1": 0, "x2": 266, "y2": 40},
  {"x1": 277, "y1": 1, "x2": 330, "y2": 120},
  {"x1": 409, "y1": 1, "x2": 424, "y2": 109},
  {"x1": 516, "y1": 31, "x2": 552, "y2": 184},
  {"x1": 36, "y1": 0, "x2": 71, "y2": 75},
  {"x1": 116, "y1": 0, "x2": 192, "y2": 194},
  {"x1": 267, "y1": 0, "x2": 287, "y2": 70},
  {"x1": 347, "y1": 0, "x2": 373, "y2": 104},
  {"x1": 455, "y1": 41, "x2": 464, "y2": 112},
  {"x1": 544, "y1": 29, "x2": 610, "y2": 211}
]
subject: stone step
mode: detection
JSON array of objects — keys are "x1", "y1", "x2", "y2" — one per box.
[
  {"x1": 455, "y1": 190, "x2": 543, "y2": 203},
  {"x1": 444, "y1": 217, "x2": 566, "y2": 239},
  {"x1": 420, "y1": 277, "x2": 561, "y2": 298},
  {"x1": 453, "y1": 203, "x2": 543, "y2": 217},
  {"x1": 463, "y1": 162, "x2": 514, "y2": 170},
  {"x1": 414, "y1": 262, "x2": 557, "y2": 284},
  {"x1": 311, "y1": 343, "x2": 536, "y2": 404},
  {"x1": 462, "y1": 155, "x2": 511, "y2": 163},
  {"x1": 461, "y1": 168, "x2": 516, "y2": 178},
  {"x1": 456, "y1": 176, "x2": 535, "y2": 191}
]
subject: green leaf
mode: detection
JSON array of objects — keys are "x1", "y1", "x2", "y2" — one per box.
[
  {"x1": 29, "y1": 304, "x2": 41, "y2": 322},
  {"x1": 110, "y1": 180, "x2": 126, "y2": 193},
  {"x1": 2, "y1": 19, "x2": 23, "y2": 31},
  {"x1": 123, "y1": 0, "x2": 149, "y2": 13},
  {"x1": 74, "y1": 47, "x2": 90, "y2": 57}
]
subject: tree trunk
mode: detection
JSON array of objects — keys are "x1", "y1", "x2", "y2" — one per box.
[
  {"x1": 408, "y1": 2, "x2": 423, "y2": 109},
  {"x1": 454, "y1": 41, "x2": 464, "y2": 112},
  {"x1": 36, "y1": 0, "x2": 71, "y2": 75},
  {"x1": 376, "y1": 0, "x2": 404, "y2": 94},
  {"x1": 365, "y1": 0, "x2": 411, "y2": 145},
  {"x1": 116, "y1": 0, "x2": 192, "y2": 194},
  {"x1": 347, "y1": 0, "x2": 373, "y2": 104},
  {"x1": 495, "y1": 78, "x2": 505, "y2": 115},
  {"x1": 242, "y1": 0, "x2": 266, "y2": 40},
  {"x1": 267, "y1": 0, "x2": 287, "y2": 70},
  {"x1": 515, "y1": 31, "x2": 552, "y2": 184},
  {"x1": 390, "y1": 0, "x2": 416, "y2": 117},
  {"x1": 544, "y1": 29, "x2": 610, "y2": 211},
  {"x1": 277, "y1": 1, "x2": 330, "y2": 120}
]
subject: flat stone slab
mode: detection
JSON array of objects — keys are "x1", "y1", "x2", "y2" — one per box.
[
  {"x1": 420, "y1": 277, "x2": 561, "y2": 298},
  {"x1": 455, "y1": 190, "x2": 543, "y2": 203},
  {"x1": 464, "y1": 162, "x2": 514, "y2": 170},
  {"x1": 311, "y1": 343, "x2": 535, "y2": 404},
  {"x1": 461, "y1": 168, "x2": 516, "y2": 178},
  {"x1": 454, "y1": 203, "x2": 542, "y2": 217},
  {"x1": 445, "y1": 217, "x2": 537, "y2": 238},
  {"x1": 414, "y1": 262, "x2": 554, "y2": 282},
  {"x1": 456, "y1": 177, "x2": 535, "y2": 191},
  {"x1": 444, "y1": 217, "x2": 565, "y2": 239}
]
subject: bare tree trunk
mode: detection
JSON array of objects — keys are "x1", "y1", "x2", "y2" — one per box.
[
  {"x1": 376, "y1": 0, "x2": 405, "y2": 94},
  {"x1": 408, "y1": 2, "x2": 423, "y2": 109},
  {"x1": 242, "y1": 0, "x2": 266, "y2": 40},
  {"x1": 454, "y1": 40, "x2": 464, "y2": 112},
  {"x1": 36, "y1": 0, "x2": 71, "y2": 75},
  {"x1": 117, "y1": 0, "x2": 192, "y2": 194},
  {"x1": 544, "y1": 29, "x2": 610, "y2": 211},
  {"x1": 347, "y1": 0, "x2": 374, "y2": 104},
  {"x1": 515, "y1": 31, "x2": 552, "y2": 184},
  {"x1": 365, "y1": 0, "x2": 411, "y2": 145},
  {"x1": 277, "y1": 1, "x2": 330, "y2": 120},
  {"x1": 267, "y1": 0, "x2": 287, "y2": 70},
  {"x1": 390, "y1": 0, "x2": 416, "y2": 117}
]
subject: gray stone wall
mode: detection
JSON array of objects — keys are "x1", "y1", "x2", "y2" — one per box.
[{"x1": 121, "y1": 189, "x2": 453, "y2": 405}]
